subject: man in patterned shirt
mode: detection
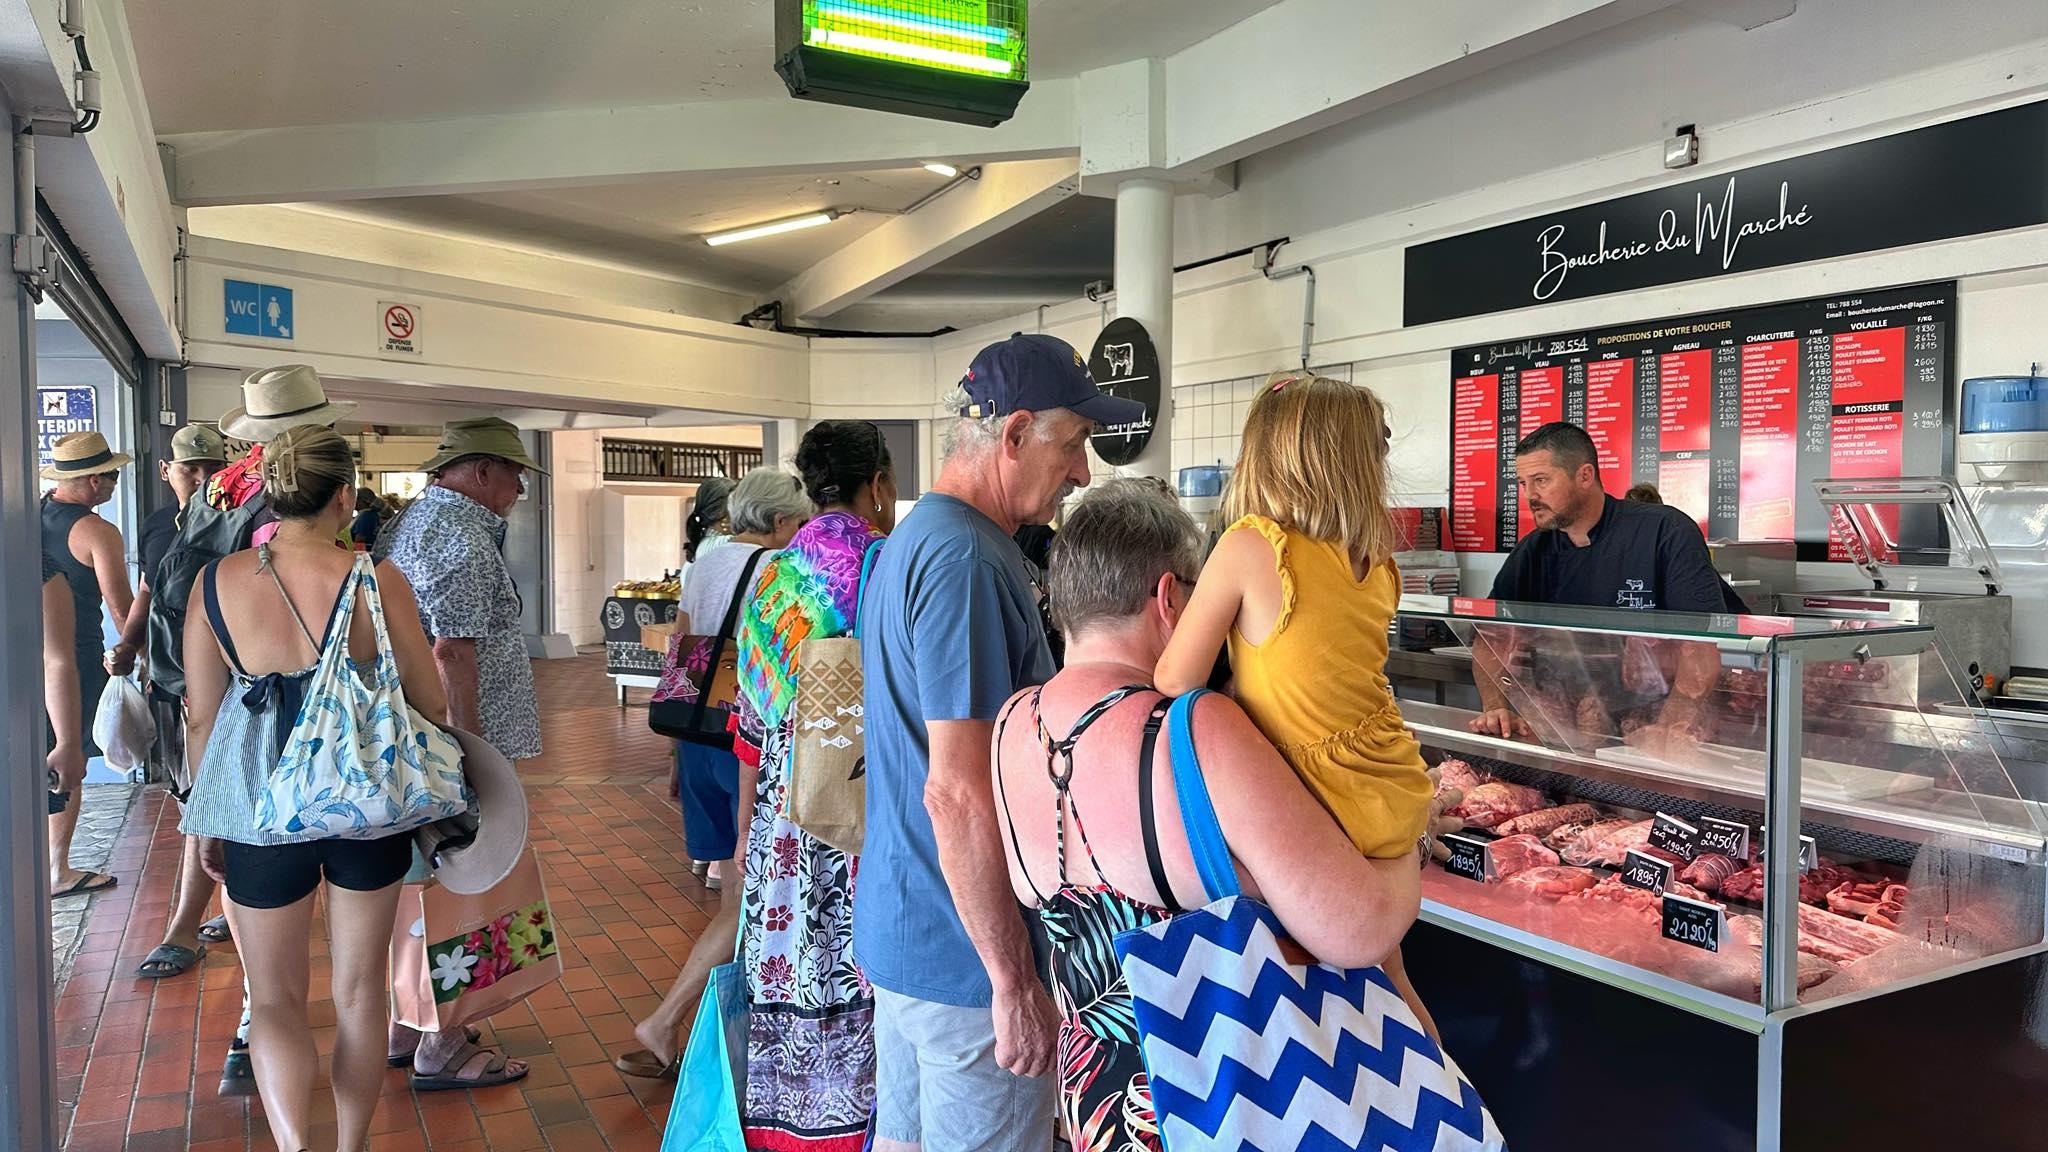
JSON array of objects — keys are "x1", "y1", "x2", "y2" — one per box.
[{"x1": 376, "y1": 416, "x2": 546, "y2": 1089}]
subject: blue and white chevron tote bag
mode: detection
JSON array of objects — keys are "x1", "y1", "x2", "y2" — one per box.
[
  {"x1": 1113, "y1": 691, "x2": 1506, "y2": 1152},
  {"x1": 256, "y1": 552, "x2": 474, "y2": 841}
]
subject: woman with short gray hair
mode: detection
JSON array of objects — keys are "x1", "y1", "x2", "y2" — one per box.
[
  {"x1": 617, "y1": 466, "x2": 809, "y2": 1079},
  {"x1": 992, "y1": 479, "x2": 1424, "y2": 1149}
]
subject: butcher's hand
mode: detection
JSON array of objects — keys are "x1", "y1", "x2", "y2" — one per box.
[
  {"x1": 1468, "y1": 708, "x2": 1532, "y2": 741},
  {"x1": 992, "y1": 980, "x2": 1060, "y2": 1079}
]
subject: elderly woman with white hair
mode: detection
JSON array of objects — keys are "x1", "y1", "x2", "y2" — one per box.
[{"x1": 617, "y1": 465, "x2": 811, "y2": 1079}]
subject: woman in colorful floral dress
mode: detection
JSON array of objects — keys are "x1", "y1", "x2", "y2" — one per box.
[{"x1": 732, "y1": 422, "x2": 896, "y2": 1151}]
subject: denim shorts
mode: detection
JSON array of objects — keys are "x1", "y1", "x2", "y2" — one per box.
[
  {"x1": 677, "y1": 742, "x2": 742, "y2": 861},
  {"x1": 872, "y1": 985, "x2": 1055, "y2": 1151}
]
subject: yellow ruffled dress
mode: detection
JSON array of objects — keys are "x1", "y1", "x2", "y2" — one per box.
[{"x1": 1223, "y1": 515, "x2": 1434, "y2": 858}]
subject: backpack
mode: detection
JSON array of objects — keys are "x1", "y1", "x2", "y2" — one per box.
[{"x1": 147, "y1": 494, "x2": 268, "y2": 700}]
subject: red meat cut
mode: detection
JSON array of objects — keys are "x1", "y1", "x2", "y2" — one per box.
[
  {"x1": 1500, "y1": 865, "x2": 1600, "y2": 900},
  {"x1": 1719, "y1": 860, "x2": 1853, "y2": 906},
  {"x1": 1448, "y1": 781, "x2": 1548, "y2": 829},
  {"x1": 1678, "y1": 853, "x2": 1740, "y2": 894},
  {"x1": 1495, "y1": 803, "x2": 1603, "y2": 839},
  {"x1": 1435, "y1": 758, "x2": 1490, "y2": 797},
  {"x1": 1485, "y1": 834, "x2": 1561, "y2": 879}
]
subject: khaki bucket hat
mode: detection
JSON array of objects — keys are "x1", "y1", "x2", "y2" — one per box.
[
  {"x1": 219, "y1": 365, "x2": 358, "y2": 442},
  {"x1": 40, "y1": 430, "x2": 132, "y2": 481},
  {"x1": 420, "y1": 417, "x2": 548, "y2": 475}
]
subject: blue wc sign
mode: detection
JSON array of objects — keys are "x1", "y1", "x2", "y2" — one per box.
[{"x1": 223, "y1": 278, "x2": 294, "y2": 340}]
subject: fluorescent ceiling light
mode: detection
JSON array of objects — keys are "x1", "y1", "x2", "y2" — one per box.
[
  {"x1": 805, "y1": 28, "x2": 1015, "y2": 75},
  {"x1": 703, "y1": 210, "x2": 841, "y2": 247},
  {"x1": 922, "y1": 162, "x2": 959, "y2": 178},
  {"x1": 812, "y1": 1, "x2": 1011, "y2": 45}
]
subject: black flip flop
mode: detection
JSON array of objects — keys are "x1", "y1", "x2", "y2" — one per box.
[
  {"x1": 197, "y1": 915, "x2": 232, "y2": 945},
  {"x1": 50, "y1": 872, "x2": 116, "y2": 899},
  {"x1": 136, "y1": 943, "x2": 205, "y2": 979}
]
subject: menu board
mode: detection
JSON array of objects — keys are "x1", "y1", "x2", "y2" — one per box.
[{"x1": 1449, "y1": 282, "x2": 1954, "y2": 560}]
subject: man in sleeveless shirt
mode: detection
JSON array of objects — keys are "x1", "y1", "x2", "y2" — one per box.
[{"x1": 40, "y1": 430, "x2": 134, "y2": 898}]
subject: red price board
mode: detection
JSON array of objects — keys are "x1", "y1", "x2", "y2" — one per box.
[{"x1": 1448, "y1": 283, "x2": 1953, "y2": 559}]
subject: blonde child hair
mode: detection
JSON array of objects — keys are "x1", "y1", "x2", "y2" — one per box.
[{"x1": 1223, "y1": 371, "x2": 1397, "y2": 572}]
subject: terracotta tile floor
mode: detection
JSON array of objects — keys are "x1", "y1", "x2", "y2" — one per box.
[{"x1": 56, "y1": 654, "x2": 708, "y2": 1151}]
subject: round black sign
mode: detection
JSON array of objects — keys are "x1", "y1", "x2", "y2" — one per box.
[{"x1": 1086, "y1": 317, "x2": 1161, "y2": 466}]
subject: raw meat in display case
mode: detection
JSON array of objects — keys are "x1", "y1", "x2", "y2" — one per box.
[
  {"x1": 1447, "y1": 781, "x2": 1548, "y2": 828},
  {"x1": 1494, "y1": 802, "x2": 1603, "y2": 838},
  {"x1": 1498, "y1": 865, "x2": 1600, "y2": 900},
  {"x1": 1485, "y1": 834, "x2": 1560, "y2": 879},
  {"x1": 1551, "y1": 818, "x2": 1638, "y2": 864}
]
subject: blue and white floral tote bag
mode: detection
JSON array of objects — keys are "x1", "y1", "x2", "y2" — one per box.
[
  {"x1": 256, "y1": 550, "x2": 473, "y2": 840},
  {"x1": 1113, "y1": 691, "x2": 1507, "y2": 1152}
]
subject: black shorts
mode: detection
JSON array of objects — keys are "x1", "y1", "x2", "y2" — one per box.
[{"x1": 223, "y1": 834, "x2": 414, "y2": 910}]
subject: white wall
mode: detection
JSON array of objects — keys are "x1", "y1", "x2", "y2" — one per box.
[{"x1": 182, "y1": 236, "x2": 812, "y2": 418}]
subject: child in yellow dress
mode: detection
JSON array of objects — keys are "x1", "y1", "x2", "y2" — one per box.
[{"x1": 1157, "y1": 371, "x2": 1437, "y2": 1029}]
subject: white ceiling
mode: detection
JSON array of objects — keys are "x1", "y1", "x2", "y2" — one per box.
[
  {"x1": 129, "y1": 0, "x2": 1288, "y2": 134},
  {"x1": 313, "y1": 165, "x2": 959, "y2": 290},
  {"x1": 135, "y1": 0, "x2": 1288, "y2": 327}
]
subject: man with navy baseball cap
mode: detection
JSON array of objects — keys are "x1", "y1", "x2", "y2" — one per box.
[{"x1": 854, "y1": 333, "x2": 1140, "y2": 1151}]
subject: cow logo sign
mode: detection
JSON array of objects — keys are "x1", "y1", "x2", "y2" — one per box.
[{"x1": 1087, "y1": 317, "x2": 1160, "y2": 467}]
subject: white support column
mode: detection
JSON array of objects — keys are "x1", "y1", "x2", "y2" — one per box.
[{"x1": 1115, "y1": 178, "x2": 1174, "y2": 479}]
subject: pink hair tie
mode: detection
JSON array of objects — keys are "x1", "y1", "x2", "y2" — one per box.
[{"x1": 1270, "y1": 375, "x2": 1300, "y2": 392}]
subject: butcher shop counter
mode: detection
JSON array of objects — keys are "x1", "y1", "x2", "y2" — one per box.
[{"x1": 1389, "y1": 595, "x2": 2048, "y2": 1152}]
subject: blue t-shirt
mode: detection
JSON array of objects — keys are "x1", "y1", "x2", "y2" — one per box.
[{"x1": 854, "y1": 493, "x2": 1055, "y2": 1006}]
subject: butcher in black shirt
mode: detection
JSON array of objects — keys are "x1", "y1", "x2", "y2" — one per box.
[{"x1": 1472, "y1": 422, "x2": 1733, "y2": 744}]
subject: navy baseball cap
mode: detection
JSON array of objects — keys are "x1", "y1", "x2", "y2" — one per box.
[{"x1": 957, "y1": 333, "x2": 1147, "y2": 428}]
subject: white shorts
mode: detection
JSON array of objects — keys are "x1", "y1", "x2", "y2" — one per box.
[{"x1": 872, "y1": 986, "x2": 1056, "y2": 1152}]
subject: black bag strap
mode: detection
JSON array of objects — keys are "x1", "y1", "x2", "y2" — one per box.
[
  {"x1": 688, "y1": 547, "x2": 770, "y2": 731},
  {"x1": 1135, "y1": 702, "x2": 1182, "y2": 913}
]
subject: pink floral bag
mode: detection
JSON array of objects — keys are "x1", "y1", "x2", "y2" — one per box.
[{"x1": 390, "y1": 850, "x2": 566, "y2": 1032}]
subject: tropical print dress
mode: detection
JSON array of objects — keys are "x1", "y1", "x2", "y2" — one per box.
[
  {"x1": 996, "y1": 687, "x2": 1178, "y2": 1152},
  {"x1": 731, "y1": 510, "x2": 885, "y2": 1152}
]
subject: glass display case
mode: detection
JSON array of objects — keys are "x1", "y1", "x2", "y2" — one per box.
[{"x1": 1390, "y1": 595, "x2": 2048, "y2": 1149}]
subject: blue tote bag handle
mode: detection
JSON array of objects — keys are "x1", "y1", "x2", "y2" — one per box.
[{"x1": 1165, "y1": 690, "x2": 1242, "y2": 904}]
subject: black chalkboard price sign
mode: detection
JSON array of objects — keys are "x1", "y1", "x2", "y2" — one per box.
[
  {"x1": 1439, "y1": 833, "x2": 1494, "y2": 883},
  {"x1": 1648, "y1": 813, "x2": 1700, "y2": 861},
  {"x1": 1619, "y1": 849, "x2": 1674, "y2": 896},
  {"x1": 1662, "y1": 892, "x2": 1726, "y2": 953},
  {"x1": 1697, "y1": 817, "x2": 1751, "y2": 860}
]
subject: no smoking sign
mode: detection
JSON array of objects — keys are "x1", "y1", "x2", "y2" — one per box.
[{"x1": 379, "y1": 299, "x2": 422, "y2": 357}]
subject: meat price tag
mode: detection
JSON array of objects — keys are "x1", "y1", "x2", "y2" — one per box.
[
  {"x1": 1648, "y1": 812, "x2": 1700, "y2": 861},
  {"x1": 1661, "y1": 892, "x2": 1724, "y2": 953},
  {"x1": 1697, "y1": 817, "x2": 1750, "y2": 859},
  {"x1": 1439, "y1": 833, "x2": 1494, "y2": 883},
  {"x1": 1619, "y1": 849, "x2": 1673, "y2": 896},
  {"x1": 1757, "y1": 828, "x2": 1819, "y2": 873}
]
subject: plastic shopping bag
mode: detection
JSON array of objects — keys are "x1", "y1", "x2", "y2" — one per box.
[{"x1": 92, "y1": 674, "x2": 155, "y2": 773}]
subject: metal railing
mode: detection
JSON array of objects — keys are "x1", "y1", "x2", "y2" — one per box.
[{"x1": 600, "y1": 437, "x2": 762, "y2": 484}]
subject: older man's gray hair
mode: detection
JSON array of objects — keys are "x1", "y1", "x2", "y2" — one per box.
[
  {"x1": 1048, "y1": 478, "x2": 1203, "y2": 637},
  {"x1": 728, "y1": 466, "x2": 813, "y2": 535},
  {"x1": 939, "y1": 383, "x2": 1063, "y2": 461}
]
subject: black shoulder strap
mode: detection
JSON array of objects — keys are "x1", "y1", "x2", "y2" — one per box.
[
  {"x1": 993, "y1": 690, "x2": 1048, "y2": 905},
  {"x1": 202, "y1": 560, "x2": 250, "y2": 677},
  {"x1": 1136, "y1": 702, "x2": 1183, "y2": 914},
  {"x1": 689, "y1": 547, "x2": 770, "y2": 730}
]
